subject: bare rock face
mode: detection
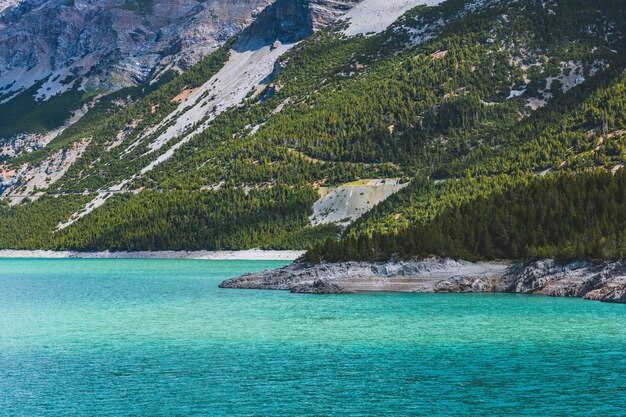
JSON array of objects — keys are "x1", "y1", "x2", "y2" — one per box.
[
  {"x1": 309, "y1": 0, "x2": 359, "y2": 30},
  {"x1": 0, "y1": 0, "x2": 272, "y2": 97},
  {"x1": 242, "y1": 0, "x2": 361, "y2": 42}
]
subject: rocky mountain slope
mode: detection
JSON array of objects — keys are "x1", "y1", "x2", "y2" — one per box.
[
  {"x1": 0, "y1": 0, "x2": 269, "y2": 97},
  {"x1": 0, "y1": 0, "x2": 277, "y2": 162},
  {"x1": 0, "y1": 0, "x2": 398, "y2": 210},
  {"x1": 0, "y1": 0, "x2": 372, "y2": 153},
  {"x1": 0, "y1": 0, "x2": 624, "y2": 255},
  {"x1": 0, "y1": 0, "x2": 20, "y2": 14},
  {"x1": 0, "y1": 0, "x2": 377, "y2": 155}
]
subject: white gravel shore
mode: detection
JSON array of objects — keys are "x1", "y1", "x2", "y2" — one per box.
[{"x1": 0, "y1": 249, "x2": 305, "y2": 261}]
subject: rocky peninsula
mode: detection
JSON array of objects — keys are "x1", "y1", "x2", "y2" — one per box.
[{"x1": 219, "y1": 258, "x2": 626, "y2": 303}]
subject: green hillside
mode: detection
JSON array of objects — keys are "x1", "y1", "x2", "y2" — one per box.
[{"x1": 1, "y1": 0, "x2": 625, "y2": 255}]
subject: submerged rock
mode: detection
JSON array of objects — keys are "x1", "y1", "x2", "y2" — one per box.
[{"x1": 219, "y1": 258, "x2": 626, "y2": 303}]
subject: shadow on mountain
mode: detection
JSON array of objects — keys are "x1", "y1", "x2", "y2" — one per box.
[{"x1": 233, "y1": 0, "x2": 314, "y2": 53}]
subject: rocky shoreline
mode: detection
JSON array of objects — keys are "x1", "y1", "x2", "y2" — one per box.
[{"x1": 219, "y1": 258, "x2": 626, "y2": 303}]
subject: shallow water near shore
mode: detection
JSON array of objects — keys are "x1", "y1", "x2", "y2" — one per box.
[{"x1": 1, "y1": 258, "x2": 625, "y2": 416}]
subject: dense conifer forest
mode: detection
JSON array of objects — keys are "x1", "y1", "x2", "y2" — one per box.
[
  {"x1": 54, "y1": 187, "x2": 338, "y2": 251},
  {"x1": 306, "y1": 171, "x2": 626, "y2": 263}
]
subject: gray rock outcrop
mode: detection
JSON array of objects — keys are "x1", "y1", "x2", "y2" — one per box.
[
  {"x1": 497, "y1": 259, "x2": 626, "y2": 303},
  {"x1": 220, "y1": 258, "x2": 626, "y2": 303}
]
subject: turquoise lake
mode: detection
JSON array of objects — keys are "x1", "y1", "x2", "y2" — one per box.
[{"x1": 1, "y1": 258, "x2": 625, "y2": 416}]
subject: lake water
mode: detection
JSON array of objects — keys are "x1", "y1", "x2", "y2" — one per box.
[{"x1": 0, "y1": 258, "x2": 625, "y2": 416}]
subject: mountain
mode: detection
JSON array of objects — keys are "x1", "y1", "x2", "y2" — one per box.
[
  {"x1": 0, "y1": 0, "x2": 371, "y2": 155},
  {"x1": 0, "y1": 0, "x2": 371, "y2": 163},
  {"x1": 0, "y1": 0, "x2": 624, "y2": 257},
  {"x1": 0, "y1": 0, "x2": 362, "y2": 100},
  {"x1": 0, "y1": 0, "x2": 269, "y2": 94}
]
